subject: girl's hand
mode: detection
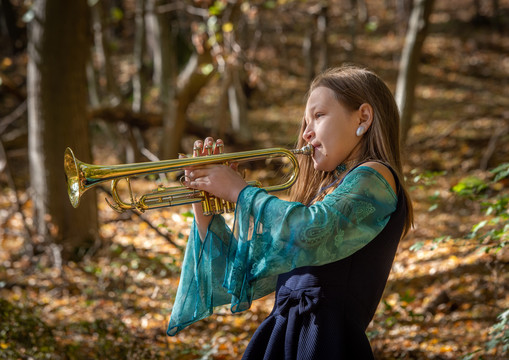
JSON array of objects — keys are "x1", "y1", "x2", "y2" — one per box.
[
  {"x1": 183, "y1": 137, "x2": 248, "y2": 203},
  {"x1": 181, "y1": 137, "x2": 238, "y2": 241},
  {"x1": 180, "y1": 137, "x2": 247, "y2": 241},
  {"x1": 184, "y1": 164, "x2": 248, "y2": 203}
]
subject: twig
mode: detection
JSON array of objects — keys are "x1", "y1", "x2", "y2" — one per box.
[
  {"x1": 480, "y1": 124, "x2": 509, "y2": 171},
  {"x1": 0, "y1": 138, "x2": 34, "y2": 255},
  {"x1": 97, "y1": 187, "x2": 183, "y2": 252},
  {"x1": 89, "y1": 105, "x2": 242, "y2": 145},
  {"x1": 0, "y1": 73, "x2": 26, "y2": 100},
  {"x1": 133, "y1": 210, "x2": 184, "y2": 252},
  {"x1": 0, "y1": 100, "x2": 27, "y2": 134},
  {"x1": 156, "y1": 2, "x2": 209, "y2": 18}
]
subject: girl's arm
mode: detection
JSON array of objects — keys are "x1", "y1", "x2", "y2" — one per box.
[{"x1": 228, "y1": 165, "x2": 398, "y2": 283}]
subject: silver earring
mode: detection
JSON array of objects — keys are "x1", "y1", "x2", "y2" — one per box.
[{"x1": 356, "y1": 126, "x2": 366, "y2": 137}]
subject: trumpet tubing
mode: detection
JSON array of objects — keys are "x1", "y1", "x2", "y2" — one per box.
[{"x1": 64, "y1": 144, "x2": 313, "y2": 215}]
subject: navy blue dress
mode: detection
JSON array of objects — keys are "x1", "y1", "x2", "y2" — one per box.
[{"x1": 242, "y1": 170, "x2": 406, "y2": 359}]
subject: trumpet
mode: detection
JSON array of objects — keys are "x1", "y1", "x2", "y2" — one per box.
[{"x1": 64, "y1": 144, "x2": 313, "y2": 215}]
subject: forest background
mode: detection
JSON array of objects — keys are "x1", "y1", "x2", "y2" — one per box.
[{"x1": 0, "y1": 0, "x2": 508, "y2": 359}]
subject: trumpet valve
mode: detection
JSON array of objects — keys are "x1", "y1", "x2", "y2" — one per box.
[
  {"x1": 224, "y1": 201, "x2": 235, "y2": 213},
  {"x1": 201, "y1": 191, "x2": 213, "y2": 216},
  {"x1": 205, "y1": 143, "x2": 213, "y2": 155},
  {"x1": 213, "y1": 196, "x2": 225, "y2": 215}
]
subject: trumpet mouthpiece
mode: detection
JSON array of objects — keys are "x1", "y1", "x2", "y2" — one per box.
[{"x1": 292, "y1": 144, "x2": 314, "y2": 156}]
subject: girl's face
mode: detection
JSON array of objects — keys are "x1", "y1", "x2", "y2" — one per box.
[{"x1": 303, "y1": 86, "x2": 362, "y2": 172}]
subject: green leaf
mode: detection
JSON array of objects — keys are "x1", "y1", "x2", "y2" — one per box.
[
  {"x1": 263, "y1": 1, "x2": 277, "y2": 9},
  {"x1": 409, "y1": 241, "x2": 424, "y2": 252},
  {"x1": 111, "y1": 7, "x2": 124, "y2": 21},
  {"x1": 365, "y1": 20, "x2": 378, "y2": 32},
  {"x1": 491, "y1": 163, "x2": 509, "y2": 182},
  {"x1": 209, "y1": 1, "x2": 226, "y2": 16},
  {"x1": 22, "y1": 9, "x2": 34, "y2": 23},
  {"x1": 471, "y1": 220, "x2": 488, "y2": 236},
  {"x1": 433, "y1": 235, "x2": 450, "y2": 244},
  {"x1": 400, "y1": 290, "x2": 415, "y2": 304},
  {"x1": 452, "y1": 176, "x2": 488, "y2": 196},
  {"x1": 181, "y1": 211, "x2": 194, "y2": 218},
  {"x1": 200, "y1": 63, "x2": 215, "y2": 75}
]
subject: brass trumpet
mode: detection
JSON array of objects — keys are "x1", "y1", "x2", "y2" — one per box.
[{"x1": 64, "y1": 144, "x2": 313, "y2": 215}]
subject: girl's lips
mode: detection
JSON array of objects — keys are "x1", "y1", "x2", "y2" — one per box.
[{"x1": 311, "y1": 144, "x2": 321, "y2": 160}]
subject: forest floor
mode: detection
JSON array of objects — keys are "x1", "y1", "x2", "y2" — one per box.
[{"x1": 1, "y1": 0, "x2": 509, "y2": 359}]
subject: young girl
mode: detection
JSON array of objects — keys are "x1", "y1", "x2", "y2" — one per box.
[{"x1": 167, "y1": 65, "x2": 413, "y2": 359}]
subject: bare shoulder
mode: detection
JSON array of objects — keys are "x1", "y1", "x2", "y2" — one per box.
[{"x1": 361, "y1": 162, "x2": 397, "y2": 194}]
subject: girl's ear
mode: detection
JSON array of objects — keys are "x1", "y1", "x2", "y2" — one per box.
[{"x1": 358, "y1": 103, "x2": 373, "y2": 130}]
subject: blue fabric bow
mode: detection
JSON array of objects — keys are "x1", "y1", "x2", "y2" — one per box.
[{"x1": 276, "y1": 285, "x2": 322, "y2": 316}]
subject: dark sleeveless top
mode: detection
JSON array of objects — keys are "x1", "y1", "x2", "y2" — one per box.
[{"x1": 242, "y1": 167, "x2": 407, "y2": 359}]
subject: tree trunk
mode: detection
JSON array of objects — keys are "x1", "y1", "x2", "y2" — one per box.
[
  {"x1": 228, "y1": 64, "x2": 250, "y2": 140},
  {"x1": 303, "y1": 3, "x2": 329, "y2": 82},
  {"x1": 132, "y1": 0, "x2": 147, "y2": 113},
  {"x1": 213, "y1": 64, "x2": 250, "y2": 142},
  {"x1": 214, "y1": 66, "x2": 232, "y2": 140},
  {"x1": 28, "y1": 0, "x2": 98, "y2": 261},
  {"x1": 396, "y1": 0, "x2": 413, "y2": 35},
  {"x1": 0, "y1": 0, "x2": 24, "y2": 54},
  {"x1": 175, "y1": 50, "x2": 216, "y2": 141},
  {"x1": 316, "y1": 2, "x2": 329, "y2": 74},
  {"x1": 395, "y1": 0, "x2": 434, "y2": 145},
  {"x1": 302, "y1": 21, "x2": 316, "y2": 83},
  {"x1": 90, "y1": 0, "x2": 120, "y2": 105},
  {"x1": 153, "y1": 0, "x2": 179, "y2": 160}
]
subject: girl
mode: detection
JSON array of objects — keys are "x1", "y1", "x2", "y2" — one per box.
[{"x1": 167, "y1": 65, "x2": 413, "y2": 359}]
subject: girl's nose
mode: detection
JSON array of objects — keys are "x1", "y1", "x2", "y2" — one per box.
[{"x1": 303, "y1": 126, "x2": 314, "y2": 142}]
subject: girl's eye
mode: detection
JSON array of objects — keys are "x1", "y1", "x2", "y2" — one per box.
[{"x1": 315, "y1": 112, "x2": 324, "y2": 119}]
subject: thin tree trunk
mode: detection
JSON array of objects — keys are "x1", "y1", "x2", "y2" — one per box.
[
  {"x1": 0, "y1": 0, "x2": 23, "y2": 54},
  {"x1": 228, "y1": 64, "x2": 250, "y2": 140},
  {"x1": 215, "y1": 67, "x2": 231, "y2": 140},
  {"x1": 395, "y1": 0, "x2": 434, "y2": 145},
  {"x1": 156, "y1": 1, "x2": 179, "y2": 160},
  {"x1": 348, "y1": 0, "x2": 368, "y2": 59},
  {"x1": 28, "y1": 0, "x2": 98, "y2": 261},
  {"x1": 90, "y1": 0, "x2": 120, "y2": 105},
  {"x1": 132, "y1": 0, "x2": 147, "y2": 113},
  {"x1": 302, "y1": 22, "x2": 316, "y2": 84},
  {"x1": 146, "y1": 0, "x2": 179, "y2": 159},
  {"x1": 303, "y1": 3, "x2": 329, "y2": 82},
  {"x1": 396, "y1": 0, "x2": 413, "y2": 35},
  {"x1": 316, "y1": 2, "x2": 329, "y2": 74},
  {"x1": 224, "y1": 1, "x2": 250, "y2": 142},
  {"x1": 175, "y1": 50, "x2": 216, "y2": 138}
]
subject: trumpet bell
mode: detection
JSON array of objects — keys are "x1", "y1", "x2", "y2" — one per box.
[{"x1": 64, "y1": 147, "x2": 82, "y2": 208}]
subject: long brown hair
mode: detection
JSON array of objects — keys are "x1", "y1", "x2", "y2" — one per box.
[{"x1": 289, "y1": 65, "x2": 413, "y2": 236}]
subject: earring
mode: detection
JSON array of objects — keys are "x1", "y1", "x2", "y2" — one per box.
[{"x1": 356, "y1": 125, "x2": 366, "y2": 137}]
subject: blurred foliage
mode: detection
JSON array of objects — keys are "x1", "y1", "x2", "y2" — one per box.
[
  {"x1": 452, "y1": 163, "x2": 509, "y2": 254},
  {"x1": 487, "y1": 309, "x2": 509, "y2": 355},
  {"x1": 0, "y1": 299, "x2": 57, "y2": 360},
  {"x1": 452, "y1": 164, "x2": 508, "y2": 358}
]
